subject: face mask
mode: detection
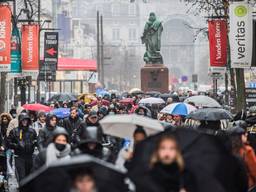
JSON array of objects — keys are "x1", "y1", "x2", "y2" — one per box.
[{"x1": 55, "y1": 143, "x2": 66, "y2": 151}]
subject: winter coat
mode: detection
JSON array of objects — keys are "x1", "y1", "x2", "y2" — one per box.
[
  {"x1": 134, "y1": 162, "x2": 181, "y2": 192},
  {"x1": 240, "y1": 145, "x2": 256, "y2": 188},
  {"x1": 32, "y1": 121, "x2": 45, "y2": 136},
  {"x1": 38, "y1": 126, "x2": 62, "y2": 150},
  {"x1": 33, "y1": 143, "x2": 71, "y2": 170},
  {"x1": 62, "y1": 116, "x2": 82, "y2": 137},
  {"x1": 6, "y1": 107, "x2": 25, "y2": 137},
  {"x1": 0, "y1": 113, "x2": 12, "y2": 137},
  {"x1": 73, "y1": 144, "x2": 111, "y2": 161},
  {"x1": 7, "y1": 126, "x2": 37, "y2": 157},
  {"x1": 72, "y1": 120, "x2": 100, "y2": 147}
]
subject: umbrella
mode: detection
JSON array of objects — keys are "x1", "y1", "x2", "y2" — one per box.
[
  {"x1": 48, "y1": 93, "x2": 77, "y2": 103},
  {"x1": 90, "y1": 99, "x2": 110, "y2": 107},
  {"x1": 139, "y1": 97, "x2": 165, "y2": 105},
  {"x1": 119, "y1": 98, "x2": 134, "y2": 105},
  {"x1": 128, "y1": 128, "x2": 247, "y2": 192},
  {"x1": 159, "y1": 93, "x2": 172, "y2": 101},
  {"x1": 184, "y1": 95, "x2": 221, "y2": 108},
  {"x1": 145, "y1": 91, "x2": 161, "y2": 97},
  {"x1": 52, "y1": 108, "x2": 70, "y2": 119},
  {"x1": 129, "y1": 88, "x2": 144, "y2": 95},
  {"x1": 99, "y1": 114, "x2": 164, "y2": 139},
  {"x1": 187, "y1": 108, "x2": 233, "y2": 121},
  {"x1": 22, "y1": 104, "x2": 52, "y2": 112},
  {"x1": 20, "y1": 155, "x2": 126, "y2": 192},
  {"x1": 160, "y1": 103, "x2": 196, "y2": 116}
]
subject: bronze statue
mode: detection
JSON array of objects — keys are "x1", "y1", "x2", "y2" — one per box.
[{"x1": 141, "y1": 12, "x2": 163, "y2": 64}]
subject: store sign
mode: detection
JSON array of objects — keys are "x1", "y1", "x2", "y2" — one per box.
[
  {"x1": 208, "y1": 19, "x2": 227, "y2": 67},
  {"x1": 229, "y1": 1, "x2": 253, "y2": 68},
  {"x1": 21, "y1": 24, "x2": 39, "y2": 78},
  {"x1": 0, "y1": 5, "x2": 11, "y2": 71},
  {"x1": 11, "y1": 26, "x2": 21, "y2": 74}
]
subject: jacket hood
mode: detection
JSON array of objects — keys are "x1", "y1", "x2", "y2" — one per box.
[
  {"x1": 78, "y1": 126, "x2": 103, "y2": 146},
  {"x1": 46, "y1": 113, "x2": 58, "y2": 128},
  {"x1": 18, "y1": 113, "x2": 31, "y2": 127},
  {"x1": 0, "y1": 113, "x2": 12, "y2": 124}
]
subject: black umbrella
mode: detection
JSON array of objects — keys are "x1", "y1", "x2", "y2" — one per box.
[
  {"x1": 187, "y1": 108, "x2": 233, "y2": 121},
  {"x1": 128, "y1": 128, "x2": 248, "y2": 192},
  {"x1": 145, "y1": 91, "x2": 161, "y2": 97},
  {"x1": 159, "y1": 93, "x2": 172, "y2": 101},
  {"x1": 48, "y1": 93, "x2": 77, "y2": 103},
  {"x1": 20, "y1": 155, "x2": 127, "y2": 192}
]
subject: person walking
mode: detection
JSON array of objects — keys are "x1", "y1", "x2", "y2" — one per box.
[
  {"x1": 33, "y1": 127, "x2": 71, "y2": 169},
  {"x1": 63, "y1": 107, "x2": 82, "y2": 137},
  {"x1": 0, "y1": 113, "x2": 12, "y2": 140},
  {"x1": 38, "y1": 114, "x2": 62, "y2": 151},
  {"x1": 6, "y1": 113, "x2": 37, "y2": 182},
  {"x1": 6, "y1": 107, "x2": 26, "y2": 137},
  {"x1": 134, "y1": 135, "x2": 185, "y2": 192},
  {"x1": 74, "y1": 126, "x2": 110, "y2": 161},
  {"x1": 231, "y1": 127, "x2": 256, "y2": 191},
  {"x1": 32, "y1": 111, "x2": 46, "y2": 136}
]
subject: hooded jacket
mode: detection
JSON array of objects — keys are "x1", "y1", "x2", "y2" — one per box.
[
  {"x1": 38, "y1": 114, "x2": 62, "y2": 150},
  {"x1": 6, "y1": 113, "x2": 37, "y2": 157},
  {"x1": 0, "y1": 113, "x2": 12, "y2": 139},
  {"x1": 73, "y1": 126, "x2": 110, "y2": 161},
  {"x1": 7, "y1": 107, "x2": 25, "y2": 137},
  {"x1": 63, "y1": 115, "x2": 82, "y2": 137}
]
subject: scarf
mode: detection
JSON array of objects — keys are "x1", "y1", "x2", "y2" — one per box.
[{"x1": 46, "y1": 143, "x2": 71, "y2": 166}]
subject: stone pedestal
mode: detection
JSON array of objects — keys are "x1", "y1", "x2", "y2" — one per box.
[{"x1": 141, "y1": 64, "x2": 169, "y2": 93}]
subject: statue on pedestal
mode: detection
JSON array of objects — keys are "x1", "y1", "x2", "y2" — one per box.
[{"x1": 141, "y1": 12, "x2": 163, "y2": 64}]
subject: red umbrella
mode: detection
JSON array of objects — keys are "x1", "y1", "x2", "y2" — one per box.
[
  {"x1": 22, "y1": 104, "x2": 52, "y2": 112},
  {"x1": 90, "y1": 100, "x2": 110, "y2": 107},
  {"x1": 119, "y1": 98, "x2": 134, "y2": 105}
]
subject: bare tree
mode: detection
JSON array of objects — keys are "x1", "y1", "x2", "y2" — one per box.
[{"x1": 182, "y1": 0, "x2": 255, "y2": 111}]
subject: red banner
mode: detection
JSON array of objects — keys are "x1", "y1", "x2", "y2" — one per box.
[
  {"x1": 0, "y1": 5, "x2": 12, "y2": 71},
  {"x1": 21, "y1": 24, "x2": 39, "y2": 73},
  {"x1": 208, "y1": 20, "x2": 227, "y2": 67}
]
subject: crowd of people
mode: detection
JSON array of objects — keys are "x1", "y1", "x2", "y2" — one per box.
[{"x1": 0, "y1": 90, "x2": 256, "y2": 192}]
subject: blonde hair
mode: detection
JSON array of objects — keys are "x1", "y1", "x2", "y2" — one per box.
[{"x1": 150, "y1": 135, "x2": 184, "y2": 171}]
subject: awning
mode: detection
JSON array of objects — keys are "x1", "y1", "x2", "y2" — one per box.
[{"x1": 58, "y1": 58, "x2": 97, "y2": 71}]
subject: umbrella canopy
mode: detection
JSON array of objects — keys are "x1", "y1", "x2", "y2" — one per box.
[
  {"x1": 20, "y1": 155, "x2": 127, "y2": 192},
  {"x1": 119, "y1": 98, "x2": 134, "y2": 105},
  {"x1": 139, "y1": 97, "x2": 165, "y2": 105},
  {"x1": 159, "y1": 93, "x2": 172, "y2": 101},
  {"x1": 187, "y1": 108, "x2": 233, "y2": 121},
  {"x1": 129, "y1": 88, "x2": 144, "y2": 95},
  {"x1": 90, "y1": 99, "x2": 110, "y2": 107},
  {"x1": 22, "y1": 104, "x2": 52, "y2": 112},
  {"x1": 78, "y1": 94, "x2": 97, "y2": 104},
  {"x1": 52, "y1": 108, "x2": 70, "y2": 119},
  {"x1": 161, "y1": 103, "x2": 196, "y2": 116},
  {"x1": 145, "y1": 91, "x2": 161, "y2": 97},
  {"x1": 128, "y1": 128, "x2": 247, "y2": 192},
  {"x1": 48, "y1": 93, "x2": 77, "y2": 103},
  {"x1": 99, "y1": 114, "x2": 164, "y2": 139},
  {"x1": 184, "y1": 95, "x2": 221, "y2": 108}
]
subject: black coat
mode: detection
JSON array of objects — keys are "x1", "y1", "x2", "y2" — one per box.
[
  {"x1": 72, "y1": 120, "x2": 100, "y2": 147},
  {"x1": 33, "y1": 149, "x2": 47, "y2": 170},
  {"x1": 62, "y1": 116, "x2": 82, "y2": 137},
  {"x1": 135, "y1": 162, "x2": 181, "y2": 192},
  {"x1": 38, "y1": 126, "x2": 59, "y2": 150},
  {"x1": 7, "y1": 127, "x2": 37, "y2": 157}
]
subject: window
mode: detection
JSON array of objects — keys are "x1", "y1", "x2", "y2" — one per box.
[
  {"x1": 112, "y1": 28, "x2": 120, "y2": 41},
  {"x1": 111, "y1": 4, "x2": 120, "y2": 16},
  {"x1": 128, "y1": 4, "x2": 136, "y2": 16},
  {"x1": 129, "y1": 28, "x2": 137, "y2": 41}
]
